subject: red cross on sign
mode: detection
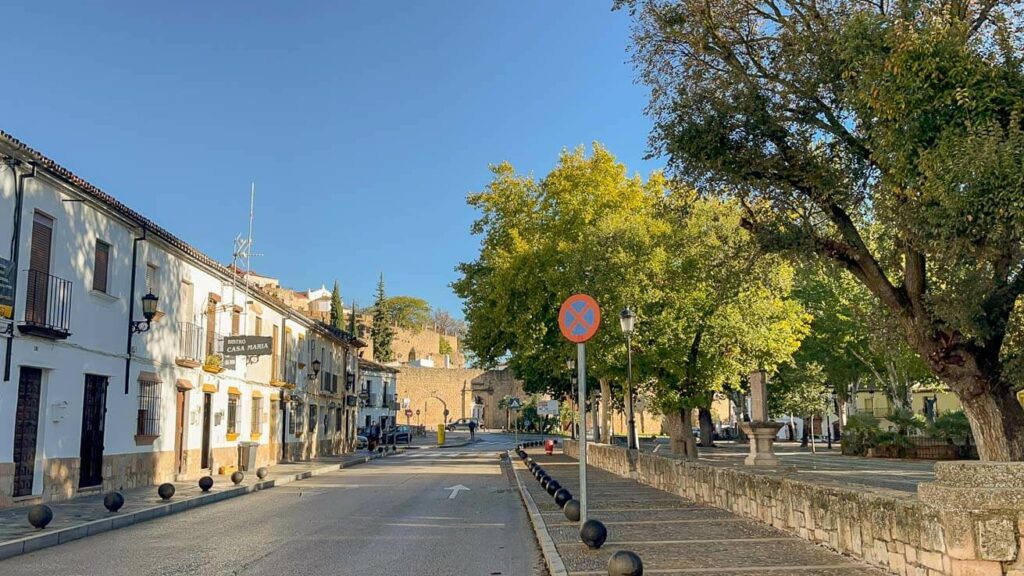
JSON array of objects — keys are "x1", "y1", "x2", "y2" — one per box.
[{"x1": 559, "y1": 294, "x2": 601, "y2": 343}]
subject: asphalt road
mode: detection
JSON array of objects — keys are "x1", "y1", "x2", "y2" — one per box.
[{"x1": 0, "y1": 433, "x2": 544, "y2": 576}]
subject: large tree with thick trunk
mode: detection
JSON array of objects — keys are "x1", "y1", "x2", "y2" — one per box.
[{"x1": 620, "y1": 0, "x2": 1024, "y2": 460}]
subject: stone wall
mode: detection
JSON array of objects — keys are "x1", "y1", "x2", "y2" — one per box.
[
  {"x1": 564, "y1": 441, "x2": 1024, "y2": 576},
  {"x1": 396, "y1": 366, "x2": 535, "y2": 429}
]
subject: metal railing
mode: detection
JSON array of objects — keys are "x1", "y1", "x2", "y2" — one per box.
[
  {"x1": 22, "y1": 269, "x2": 73, "y2": 335},
  {"x1": 177, "y1": 321, "x2": 205, "y2": 363}
]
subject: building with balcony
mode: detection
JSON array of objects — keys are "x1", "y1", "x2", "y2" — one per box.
[
  {"x1": 357, "y1": 358, "x2": 399, "y2": 432},
  {"x1": 0, "y1": 131, "x2": 364, "y2": 507}
]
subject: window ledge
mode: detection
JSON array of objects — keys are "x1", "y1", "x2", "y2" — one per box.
[
  {"x1": 250, "y1": 433, "x2": 262, "y2": 441},
  {"x1": 134, "y1": 434, "x2": 158, "y2": 445},
  {"x1": 226, "y1": 432, "x2": 239, "y2": 441},
  {"x1": 90, "y1": 289, "x2": 119, "y2": 303}
]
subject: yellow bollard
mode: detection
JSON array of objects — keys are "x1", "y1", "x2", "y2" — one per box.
[{"x1": 437, "y1": 424, "x2": 446, "y2": 445}]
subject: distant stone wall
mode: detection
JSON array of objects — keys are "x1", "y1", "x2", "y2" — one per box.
[
  {"x1": 395, "y1": 366, "x2": 537, "y2": 430},
  {"x1": 564, "y1": 441, "x2": 1024, "y2": 576}
]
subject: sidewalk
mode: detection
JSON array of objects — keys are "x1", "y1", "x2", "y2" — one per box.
[
  {"x1": 0, "y1": 449, "x2": 396, "y2": 560},
  {"x1": 514, "y1": 449, "x2": 885, "y2": 575}
]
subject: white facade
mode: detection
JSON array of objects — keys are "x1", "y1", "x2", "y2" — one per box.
[
  {"x1": 357, "y1": 359, "x2": 399, "y2": 431},
  {"x1": 0, "y1": 132, "x2": 364, "y2": 506}
]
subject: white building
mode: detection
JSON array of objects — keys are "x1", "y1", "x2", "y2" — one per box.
[
  {"x1": 357, "y1": 358, "x2": 399, "y2": 432},
  {"x1": 0, "y1": 131, "x2": 364, "y2": 507}
]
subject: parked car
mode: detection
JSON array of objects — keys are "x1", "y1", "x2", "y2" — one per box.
[
  {"x1": 356, "y1": 435, "x2": 367, "y2": 449},
  {"x1": 383, "y1": 426, "x2": 411, "y2": 444},
  {"x1": 446, "y1": 418, "x2": 479, "y2": 432}
]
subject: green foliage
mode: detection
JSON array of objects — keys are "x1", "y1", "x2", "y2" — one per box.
[
  {"x1": 843, "y1": 412, "x2": 883, "y2": 456},
  {"x1": 621, "y1": 0, "x2": 1024, "y2": 460},
  {"x1": 887, "y1": 407, "x2": 927, "y2": 437},
  {"x1": 772, "y1": 362, "x2": 830, "y2": 418},
  {"x1": 371, "y1": 274, "x2": 395, "y2": 363},
  {"x1": 929, "y1": 410, "x2": 973, "y2": 444},
  {"x1": 439, "y1": 336, "x2": 453, "y2": 356},
  {"x1": 385, "y1": 296, "x2": 432, "y2": 331},
  {"x1": 329, "y1": 281, "x2": 344, "y2": 330},
  {"x1": 455, "y1": 143, "x2": 809, "y2": 414}
]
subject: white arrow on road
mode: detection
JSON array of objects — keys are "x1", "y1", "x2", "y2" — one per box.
[{"x1": 444, "y1": 484, "x2": 470, "y2": 499}]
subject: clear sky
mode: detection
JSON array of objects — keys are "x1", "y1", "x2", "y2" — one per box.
[{"x1": 2, "y1": 1, "x2": 661, "y2": 317}]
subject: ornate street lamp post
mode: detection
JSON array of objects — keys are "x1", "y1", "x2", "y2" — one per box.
[{"x1": 619, "y1": 307, "x2": 638, "y2": 450}]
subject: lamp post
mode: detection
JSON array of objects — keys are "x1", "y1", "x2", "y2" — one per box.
[
  {"x1": 567, "y1": 358, "x2": 577, "y2": 439},
  {"x1": 619, "y1": 307, "x2": 638, "y2": 450}
]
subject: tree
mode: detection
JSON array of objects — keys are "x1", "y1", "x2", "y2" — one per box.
[
  {"x1": 329, "y1": 280, "x2": 344, "y2": 330},
  {"x1": 622, "y1": 0, "x2": 1024, "y2": 460},
  {"x1": 384, "y1": 296, "x2": 432, "y2": 332},
  {"x1": 438, "y1": 336, "x2": 454, "y2": 356},
  {"x1": 455, "y1": 144, "x2": 809, "y2": 453},
  {"x1": 371, "y1": 274, "x2": 395, "y2": 362},
  {"x1": 432, "y1": 309, "x2": 467, "y2": 336}
]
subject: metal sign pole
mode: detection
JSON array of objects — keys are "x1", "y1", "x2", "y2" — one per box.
[{"x1": 577, "y1": 342, "x2": 588, "y2": 524}]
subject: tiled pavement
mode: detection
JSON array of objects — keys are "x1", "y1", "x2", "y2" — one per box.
[{"x1": 515, "y1": 450, "x2": 886, "y2": 576}]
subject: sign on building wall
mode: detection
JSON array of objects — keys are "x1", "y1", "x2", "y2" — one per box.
[
  {"x1": 222, "y1": 335, "x2": 273, "y2": 356},
  {"x1": 0, "y1": 257, "x2": 13, "y2": 320}
]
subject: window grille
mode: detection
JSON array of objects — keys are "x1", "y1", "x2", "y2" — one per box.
[
  {"x1": 136, "y1": 377, "x2": 161, "y2": 436},
  {"x1": 227, "y1": 394, "x2": 239, "y2": 435}
]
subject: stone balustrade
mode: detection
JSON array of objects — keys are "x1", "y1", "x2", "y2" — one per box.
[{"x1": 564, "y1": 440, "x2": 1024, "y2": 576}]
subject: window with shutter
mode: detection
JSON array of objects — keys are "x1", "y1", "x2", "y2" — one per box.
[
  {"x1": 145, "y1": 263, "x2": 157, "y2": 295},
  {"x1": 92, "y1": 240, "x2": 110, "y2": 293},
  {"x1": 179, "y1": 281, "x2": 194, "y2": 322}
]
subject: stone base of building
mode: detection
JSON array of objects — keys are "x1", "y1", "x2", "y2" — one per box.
[
  {"x1": 0, "y1": 443, "x2": 284, "y2": 508},
  {"x1": 565, "y1": 441, "x2": 1024, "y2": 576}
]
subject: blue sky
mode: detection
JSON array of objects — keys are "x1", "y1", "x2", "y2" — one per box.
[{"x1": 3, "y1": 1, "x2": 661, "y2": 317}]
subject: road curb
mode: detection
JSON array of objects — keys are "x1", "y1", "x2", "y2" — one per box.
[
  {"x1": 0, "y1": 451, "x2": 392, "y2": 561},
  {"x1": 507, "y1": 450, "x2": 569, "y2": 576}
]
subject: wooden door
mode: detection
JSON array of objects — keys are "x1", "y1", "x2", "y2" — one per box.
[
  {"x1": 13, "y1": 367, "x2": 42, "y2": 497},
  {"x1": 201, "y1": 393, "x2": 212, "y2": 469},
  {"x1": 78, "y1": 375, "x2": 108, "y2": 488},
  {"x1": 269, "y1": 402, "x2": 279, "y2": 462},
  {"x1": 175, "y1": 389, "x2": 187, "y2": 474}
]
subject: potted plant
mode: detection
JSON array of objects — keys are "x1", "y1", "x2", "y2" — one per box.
[{"x1": 203, "y1": 354, "x2": 224, "y2": 374}]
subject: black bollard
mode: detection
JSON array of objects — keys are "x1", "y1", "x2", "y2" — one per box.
[
  {"x1": 546, "y1": 479, "x2": 561, "y2": 496},
  {"x1": 256, "y1": 467, "x2": 268, "y2": 480},
  {"x1": 607, "y1": 550, "x2": 644, "y2": 576},
  {"x1": 580, "y1": 519, "x2": 608, "y2": 549},
  {"x1": 103, "y1": 491, "x2": 124, "y2": 512},
  {"x1": 231, "y1": 471, "x2": 244, "y2": 485},
  {"x1": 27, "y1": 504, "x2": 53, "y2": 529},
  {"x1": 564, "y1": 499, "x2": 581, "y2": 522},
  {"x1": 540, "y1": 475, "x2": 551, "y2": 489},
  {"x1": 199, "y1": 476, "x2": 214, "y2": 492},
  {"x1": 157, "y1": 483, "x2": 175, "y2": 500},
  {"x1": 554, "y1": 488, "x2": 572, "y2": 508}
]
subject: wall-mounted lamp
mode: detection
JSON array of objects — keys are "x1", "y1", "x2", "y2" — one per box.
[
  {"x1": 308, "y1": 359, "x2": 322, "y2": 380},
  {"x1": 130, "y1": 293, "x2": 159, "y2": 334}
]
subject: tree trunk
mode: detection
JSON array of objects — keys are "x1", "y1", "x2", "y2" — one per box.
[
  {"x1": 955, "y1": 381, "x2": 1024, "y2": 461},
  {"x1": 698, "y1": 406, "x2": 715, "y2": 448},
  {"x1": 590, "y1": 390, "x2": 600, "y2": 443},
  {"x1": 599, "y1": 378, "x2": 612, "y2": 444}
]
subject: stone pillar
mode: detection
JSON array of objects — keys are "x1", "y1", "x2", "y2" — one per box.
[
  {"x1": 918, "y1": 462, "x2": 1024, "y2": 576},
  {"x1": 740, "y1": 370, "x2": 783, "y2": 467}
]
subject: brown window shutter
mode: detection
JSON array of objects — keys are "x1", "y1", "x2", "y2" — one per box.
[
  {"x1": 93, "y1": 241, "x2": 110, "y2": 293},
  {"x1": 30, "y1": 212, "x2": 53, "y2": 274},
  {"x1": 231, "y1": 310, "x2": 240, "y2": 336}
]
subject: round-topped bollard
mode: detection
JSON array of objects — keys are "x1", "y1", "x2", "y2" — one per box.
[
  {"x1": 103, "y1": 491, "x2": 124, "y2": 512},
  {"x1": 540, "y1": 475, "x2": 551, "y2": 489},
  {"x1": 199, "y1": 476, "x2": 214, "y2": 492},
  {"x1": 28, "y1": 504, "x2": 53, "y2": 529},
  {"x1": 158, "y1": 483, "x2": 175, "y2": 500},
  {"x1": 554, "y1": 488, "x2": 572, "y2": 508},
  {"x1": 580, "y1": 519, "x2": 608, "y2": 549},
  {"x1": 564, "y1": 499, "x2": 581, "y2": 522},
  {"x1": 231, "y1": 471, "x2": 244, "y2": 485},
  {"x1": 546, "y1": 479, "x2": 561, "y2": 496},
  {"x1": 608, "y1": 550, "x2": 644, "y2": 576},
  {"x1": 256, "y1": 467, "x2": 268, "y2": 480}
]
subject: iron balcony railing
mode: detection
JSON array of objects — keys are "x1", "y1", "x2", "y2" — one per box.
[
  {"x1": 21, "y1": 269, "x2": 73, "y2": 337},
  {"x1": 177, "y1": 321, "x2": 205, "y2": 363}
]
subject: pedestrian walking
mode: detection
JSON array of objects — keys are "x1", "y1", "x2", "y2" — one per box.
[{"x1": 468, "y1": 419, "x2": 477, "y2": 440}]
